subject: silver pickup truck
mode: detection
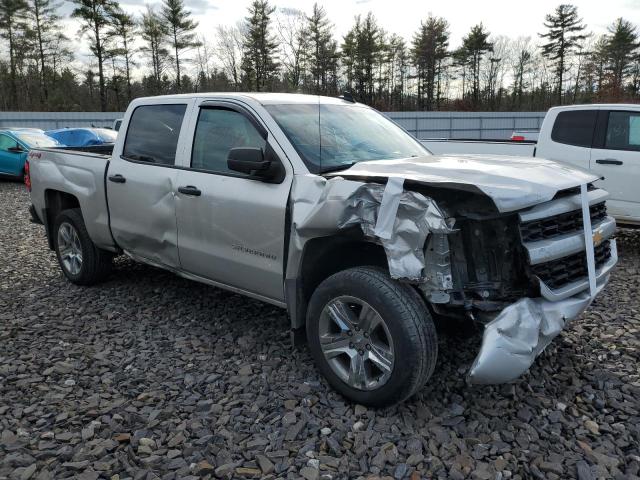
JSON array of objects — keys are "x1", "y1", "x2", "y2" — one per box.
[{"x1": 27, "y1": 93, "x2": 617, "y2": 407}]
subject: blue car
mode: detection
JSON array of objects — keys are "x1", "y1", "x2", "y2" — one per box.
[
  {"x1": 45, "y1": 127, "x2": 118, "y2": 147},
  {"x1": 0, "y1": 129, "x2": 63, "y2": 178}
]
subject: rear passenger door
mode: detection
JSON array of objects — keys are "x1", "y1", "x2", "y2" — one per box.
[
  {"x1": 107, "y1": 101, "x2": 193, "y2": 269},
  {"x1": 590, "y1": 109, "x2": 640, "y2": 223},
  {"x1": 174, "y1": 101, "x2": 293, "y2": 303}
]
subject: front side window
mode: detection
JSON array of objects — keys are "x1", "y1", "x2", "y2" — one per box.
[
  {"x1": 0, "y1": 134, "x2": 16, "y2": 151},
  {"x1": 123, "y1": 104, "x2": 187, "y2": 165},
  {"x1": 605, "y1": 111, "x2": 640, "y2": 151},
  {"x1": 191, "y1": 108, "x2": 266, "y2": 175},
  {"x1": 265, "y1": 104, "x2": 428, "y2": 172},
  {"x1": 551, "y1": 110, "x2": 597, "y2": 147}
]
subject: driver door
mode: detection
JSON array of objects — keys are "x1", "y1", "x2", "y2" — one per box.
[{"x1": 175, "y1": 101, "x2": 293, "y2": 303}]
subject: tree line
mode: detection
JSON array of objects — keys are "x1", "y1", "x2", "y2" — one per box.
[{"x1": 0, "y1": 0, "x2": 638, "y2": 112}]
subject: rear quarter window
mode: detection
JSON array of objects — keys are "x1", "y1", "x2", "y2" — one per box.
[
  {"x1": 122, "y1": 104, "x2": 187, "y2": 165},
  {"x1": 551, "y1": 110, "x2": 598, "y2": 147}
]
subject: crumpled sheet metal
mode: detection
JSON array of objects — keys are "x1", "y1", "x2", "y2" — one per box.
[
  {"x1": 288, "y1": 175, "x2": 450, "y2": 281},
  {"x1": 468, "y1": 282, "x2": 605, "y2": 384}
]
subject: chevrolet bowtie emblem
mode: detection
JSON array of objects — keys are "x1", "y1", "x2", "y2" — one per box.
[{"x1": 593, "y1": 230, "x2": 603, "y2": 246}]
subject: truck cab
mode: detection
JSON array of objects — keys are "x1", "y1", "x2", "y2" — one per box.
[{"x1": 536, "y1": 104, "x2": 640, "y2": 226}]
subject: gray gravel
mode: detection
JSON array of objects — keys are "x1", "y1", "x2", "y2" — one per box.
[{"x1": 1, "y1": 180, "x2": 639, "y2": 480}]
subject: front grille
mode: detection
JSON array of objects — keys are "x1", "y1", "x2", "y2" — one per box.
[
  {"x1": 520, "y1": 202, "x2": 607, "y2": 242},
  {"x1": 531, "y1": 240, "x2": 612, "y2": 290}
]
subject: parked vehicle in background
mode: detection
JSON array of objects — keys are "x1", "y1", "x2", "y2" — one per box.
[
  {"x1": 422, "y1": 104, "x2": 640, "y2": 226},
  {"x1": 27, "y1": 93, "x2": 616, "y2": 406},
  {"x1": 511, "y1": 130, "x2": 539, "y2": 141},
  {"x1": 0, "y1": 129, "x2": 62, "y2": 179},
  {"x1": 45, "y1": 128, "x2": 118, "y2": 147},
  {"x1": 113, "y1": 119, "x2": 123, "y2": 131}
]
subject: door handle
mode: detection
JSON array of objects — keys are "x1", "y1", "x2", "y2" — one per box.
[
  {"x1": 108, "y1": 174, "x2": 126, "y2": 183},
  {"x1": 178, "y1": 185, "x2": 202, "y2": 196},
  {"x1": 595, "y1": 159, "x2": 623, "y2": 166}
]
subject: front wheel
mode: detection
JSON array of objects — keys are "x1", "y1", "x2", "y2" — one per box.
[
  {"x1": 306, "y1": 267, "x2": 438, "y2": 407},
  {"x1": 53, "y1": 208, "x2": 112, "y2": 285}
]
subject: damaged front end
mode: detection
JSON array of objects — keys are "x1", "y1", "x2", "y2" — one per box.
[{"x1": 288, "y1": 162, "x2": 617, "y2": 385}]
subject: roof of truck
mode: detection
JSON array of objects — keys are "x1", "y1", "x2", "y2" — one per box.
[
  {"x1": 132, "y1": 92, "x2": 361, "y2": 106},
  {"x1": 548, "y1": 103, "x2": 640, "y2": 110}
]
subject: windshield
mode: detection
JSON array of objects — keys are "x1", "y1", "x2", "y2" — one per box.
[
  {"x1": 265, "y1": 104, "x2": 429, "y2": 172},
  {"x1": 15, "y1": 132, "x2": 61, "y2": 148}
]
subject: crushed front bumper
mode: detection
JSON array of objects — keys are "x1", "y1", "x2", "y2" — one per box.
[{"x1": 469, "y1": 185, "x2": 618, "y2": 384}]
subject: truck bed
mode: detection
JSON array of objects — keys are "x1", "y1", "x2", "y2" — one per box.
[
  {"x1": 421, "y1": 139, "x2": 536, "y2": 156},
  {"x1": 28, "y1": 146, "x2": 115, "y2": 251}
]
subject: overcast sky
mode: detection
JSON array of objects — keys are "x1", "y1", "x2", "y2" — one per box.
[{"x1": 61, "y1": 0, "x2": 640, "y2": 72}]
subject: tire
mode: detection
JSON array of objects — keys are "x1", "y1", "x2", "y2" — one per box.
[
  {"x1": 306, "y1": 266, "x2": 438, "y2": 407},
  {"x1": 53, "y1": 208, "x2": 112, "y2": 285}
]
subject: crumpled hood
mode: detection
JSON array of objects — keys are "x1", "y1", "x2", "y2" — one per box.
[{"x1": 331, "y1": 154, "x2": 600, "y2": 213}]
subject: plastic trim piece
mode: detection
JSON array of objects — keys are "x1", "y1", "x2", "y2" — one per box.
[{"x1": 525, "y1": 216, "x2": 616, "y2": 265}]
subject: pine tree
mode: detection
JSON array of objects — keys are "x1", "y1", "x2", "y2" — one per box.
[
  {"x1": 161, "y1": 0, "x2": 200, "y2": 91},
  {"x1": 604, "y1": 18, "x2": 639, "y2": 91},
  {"x1": 28, "y1": 0, "x2": 66, "y2": 105},
  {"x1": 411, "y1": 16, "x2": 449, "y2": 110},
  {"x1": 539, "y1": 4, "x2": 587, "y2": 104},
  {"x1": 306, "y1": 3, "x2": 338, "y2": 94},
  {"x1": 71, "y1": 0, "x2": 117, "y2": 111},
  {"x1": 341, "y1": 13, "x2": 385, "y2": 104},
  {"x1": 140, "y1": 6, "x2": 169, "y2": 94},
  {"x1": 109, "y1": 7, "x2": 136, "y2": 102},
  {"x1": 459, "y1": 23, "x2": 492, "y2": 107},
  {"x1": 242, "y1": 0, "x2": 279, "y2": 92},
  {"x1": 0, "y1": 0, "x2": 28, "y2": 108}
]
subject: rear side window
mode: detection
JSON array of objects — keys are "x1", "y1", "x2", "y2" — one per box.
[
  {"x1": 605, "y1": 111, "x2": 640, "y2": 151},
  {"x1": 123, "y1": 104, "x2": 187, "y2": 165},
  {"x1": 551, "y1": 110, "x2": 597, "y2": 147}
]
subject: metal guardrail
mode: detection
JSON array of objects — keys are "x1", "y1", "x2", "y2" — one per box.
[
  {"x1": 385, "y1": 111, "x2": 547, "y2": 140},
  {"x1": 0, "y1": 110, "x2": 547, "y2": 140}
]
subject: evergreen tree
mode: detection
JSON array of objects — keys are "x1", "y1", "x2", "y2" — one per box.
[
  {"x1": 161, "y1": 0, "x2": 200, "y2": 91},
  {"x1": 110, "y1": 7, "x2": 136, "y2": 102},
  {"x1": 28, "y1": 0, "x2": 66, "y2": 105},
  {"x1": 0, "y1": 0, "x2": 28, "y2": 108},
  {"x1": 411, "y1": 15, "x2": 449, "y2": 110},
  {"x1": 604, "y1": 18, "x2": 639, "y2": 91},
  {"x1": 306, "y1": 3, "x2": 338, "y2": 94},
  {"x1": 71, "y1": 0, "x2": 117, "y2": 111},
  {"x1": 458, "y1": 23, "x2": 492, "y2": 107},
  {"x1": 539, "y1": 4, "x2": 587, "y2": 104},
  {"x1": 341, "y1": 13, "x2": 385, "y2": 104},
  {"x1": 140, "y1": 6, "x2": 169, "y2": 94},
  {"x1": 242, "y1": 0, "x2": 279, "y2": 92}
]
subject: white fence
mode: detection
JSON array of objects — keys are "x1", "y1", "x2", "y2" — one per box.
[
  {"x1": 385, "y1": 111, "x2": 546, "y2": 139},
  {"x1": 0, "y1": 110, "x2": 547, "y2": 139}
]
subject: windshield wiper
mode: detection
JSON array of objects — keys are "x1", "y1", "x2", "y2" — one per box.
[{"x1": 319, "y1": 162, "x2": 356, "y2": 174}]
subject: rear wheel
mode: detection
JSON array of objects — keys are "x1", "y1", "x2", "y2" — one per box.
[
  {"x1": 307, "y1": 267, "x2": 438, "y2": 407},
  {"x1": 53, "y1": 208, "x2": 112, "y2": 285}
]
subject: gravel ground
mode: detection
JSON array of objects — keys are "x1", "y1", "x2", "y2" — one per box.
[{"x1": 1, "y1": 180, "x2": 639, "y2": 480}]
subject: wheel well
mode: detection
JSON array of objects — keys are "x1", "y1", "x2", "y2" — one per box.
[
  {"x1": 44, "y1": 190, "x2": 80, "y2": 249},
  {"x1": 289, "y1": 236, "x2": 388, "y2": 331}
]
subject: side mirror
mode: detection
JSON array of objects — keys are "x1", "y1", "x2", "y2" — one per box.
[
  {"x1": 227, "y1": 145, "x2": 286, "y2": 183},
  {"x1": 8, "y1": 144, "x2": 24, "y2": 153},
  {"x1": 227, "y1": 147, "x2": 270, "y2": 175}
]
